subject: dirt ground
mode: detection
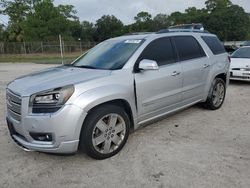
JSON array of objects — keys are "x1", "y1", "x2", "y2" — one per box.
[{"x1": 0, "y1": 63, "x2": 250, "y2": 188}]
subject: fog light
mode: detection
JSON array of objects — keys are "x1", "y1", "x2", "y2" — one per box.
[{"x1": 30, "y1": 133, "x2": 53, "y2": 142}]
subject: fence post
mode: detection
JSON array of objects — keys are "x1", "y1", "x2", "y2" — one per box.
[
  {"x1": 59, "y1": 35, "x2": 64, "y2": 64},
  {"x1": 23, "y1": 42, "x2": 26, "y2": 54},
  {"x1": 41, "y1": 42, "x2": 44, "y2": 54}
]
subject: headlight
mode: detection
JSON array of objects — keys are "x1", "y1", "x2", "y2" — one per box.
[{"x1": 30, "y1": 85, "x2": 74, "y2": 113}]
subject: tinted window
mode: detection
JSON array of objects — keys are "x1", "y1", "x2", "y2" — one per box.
[
  {"x1": 139, "y1": 37, "x2": 176, "y2": 66},
  {"x1": 201, "y1": 36, "x2": 226, "y2": 55},
  {"x1": 173, "y1": 36, "x2": 206, "y2": 61}
]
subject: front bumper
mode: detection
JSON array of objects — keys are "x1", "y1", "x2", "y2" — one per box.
[
  {"x1": 230, "y1": 70, "x2": 250, "y2": 81},
  {"x1": 6, "y1": 104, "x2": 87, "y2": 154}
]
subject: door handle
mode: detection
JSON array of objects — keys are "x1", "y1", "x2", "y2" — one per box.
[
  {"x1": 171, "y1": 71, "x2": 181, "y2": 76},
  {"x1": 203, "y1": 64, "x2": 210, "y2": 68}
]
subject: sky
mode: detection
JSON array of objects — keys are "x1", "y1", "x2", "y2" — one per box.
[
  {"x1": 53, "y1": 0, "x2": 250, "y2": 24},
  {"x1": 0, "y1": 0, "x2": 249, "y2": 26}
]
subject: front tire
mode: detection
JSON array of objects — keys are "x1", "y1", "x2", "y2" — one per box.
[
  {"x1": 203, "y1": 78, "x2": 226, "y2": 110},
  {"x1": 79, "y1": 104, "x2": 130, "y2": 160}
]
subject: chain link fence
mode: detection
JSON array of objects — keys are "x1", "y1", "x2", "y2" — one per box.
[
  {"x1": 0, "y1": 40, "x2": 245, "y2": 55},
  {"x1": 0, "y1": 41, "x2": 97, "y2": 54},
  {"x1": 0, "y1": 40, "x2": 245, "y2": 64}
]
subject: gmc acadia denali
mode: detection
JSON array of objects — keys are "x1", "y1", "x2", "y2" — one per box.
[{"x1": 6, "y1": 29, "x2": 230, "y2": 159}]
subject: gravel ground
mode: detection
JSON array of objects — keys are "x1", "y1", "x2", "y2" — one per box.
[{"x1": 0, "y1": 63, "x2": 250, "y2": 188}]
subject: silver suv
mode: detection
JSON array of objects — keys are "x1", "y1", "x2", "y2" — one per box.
[{"x1": 6, "y1": 30, "x2": 230, "y2": 159}]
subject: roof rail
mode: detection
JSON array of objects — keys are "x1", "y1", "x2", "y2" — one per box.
[
  {"x1": 123, "y1": 32, "x2": 154, "y2": 36},
  {"x1": 169, "y1": 23, "x2": 204, "y2": 30},
  {"x1": 156, "y1": 29, "x2": 210, "y2": 34}
]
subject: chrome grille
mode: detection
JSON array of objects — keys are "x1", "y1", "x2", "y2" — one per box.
[{"x1": 6, "y1": 89, "x2": 22, "y2": 122}]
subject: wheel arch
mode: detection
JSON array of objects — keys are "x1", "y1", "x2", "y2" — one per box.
[
  {"x1": 86, "y1": 99, "x2": 135, "y2": 131},
  {"x1": 203, "y1": 71, "x2": 228, "y2": 102},
  {"x1": 215, "y1": 73, "x2": 227, "y2": 84}
]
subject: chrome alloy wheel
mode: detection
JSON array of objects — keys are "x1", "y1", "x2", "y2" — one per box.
[
  {"x1": 212, "y1": 82, "x2": 225, "y2": 108},
  {"x1": 92, "y1": 114, "x2": 126, "y2": 154}
]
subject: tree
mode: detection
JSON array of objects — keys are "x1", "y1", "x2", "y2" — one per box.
[
  {"x1": 0, "y1": 0, "x2": 32, "y2": 41},
  {"x1": 153, "y1": 14, "x2": 171, "y2": 31},
  {"x1": 130, "y1": 11, "x2": 153, "y2": 32},
  {"x1": 169, "y1": 11, "x2": 186, "y2": 25},
  {"x1": 95, "y1": 15, "x2": 124, "y2": 41},
  {"x1": 57, "y1": 4, "x2": 78, "y2": 20},
  {"x1": 23, "y1": 0, "x2": 78, "y2": 41},
  {"x1": 169, "y1": 8, "x2": 208, "y2": 26},
  {"x1": 1, "y1": 0, "x2": 250, "y2": 43},
  {"x1": 205, "y1": 0, "x2": 232, "y2": 12},
  {"x1": 80, "y1": 21, "x2": 95, "y2": 41},
  {"x1": 205, "y1": 5, "x2": 250, "y2": 40},
  {"x1": 68, "y1": 20, "x2": 82, "y2": 40},
  {"x1": 184, "y1": 7, "x2": 208, "y2": 23},
  {"x1": 247, "y1": 14, "x2": 250, "y2": 39},
  {"x1": 0, "y1": 0, "x2": 78, "y2": 41},
  {"x1": 0, "y1": 24, "x2": 7, "y2": 41},
  {"x1": 168, "y1": 0, "x2": 250, "y2": 41},
  {"x1": 134, "y1": 11, "x2": 152, "y2": 23}
]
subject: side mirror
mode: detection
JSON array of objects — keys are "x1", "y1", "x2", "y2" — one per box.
[{"x1": 138, "y1": 59, "x2": 159, "y2": 71}]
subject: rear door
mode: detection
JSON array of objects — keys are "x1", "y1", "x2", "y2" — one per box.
[
  {"x1": 173, "y1": 36, "x2": 209, "y2": 104},
  {"x1": 134, "y1": 37, "x2": 182, "y2": 122}
]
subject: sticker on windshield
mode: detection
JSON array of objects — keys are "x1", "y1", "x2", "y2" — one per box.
[{"x1": 124, "y1": 40, "x2": 142, "y2": 44}]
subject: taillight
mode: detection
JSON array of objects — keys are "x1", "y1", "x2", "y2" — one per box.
[{"x1": 228, "y1": 56, "x2": 231, "y2": 63}]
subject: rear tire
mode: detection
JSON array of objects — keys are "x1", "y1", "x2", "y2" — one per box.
[
  {"x1": 79, "y1": 104, "x2": 130, "y2": 160},
  {"x1": 203, "y1": 78, "x2": 226, "y2": 110}
]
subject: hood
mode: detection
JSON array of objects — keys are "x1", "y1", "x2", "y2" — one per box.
[
  {"x1": 8, "y1": 66, "x2": 111, "y2": 96},
  {"x1": 230, "y1": 58, "x2": 250, "y2": 69}
]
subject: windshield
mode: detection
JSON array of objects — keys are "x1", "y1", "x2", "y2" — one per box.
[
  {"x1": 72, "y1": 39, "x2": 144, "y2": 70},
  {"x1": 242, "y1": 41, "x2": 250, "y2": 46},
  {"x1": 231, "y1": 47, "x2": 250, "y2": 59}
]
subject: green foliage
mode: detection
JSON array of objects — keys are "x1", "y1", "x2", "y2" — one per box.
[
  {"x1": 23, "y1": 0, "x2": 77, "y2": 41},
  {"x1": 205, "y1": 0, "x2": 232, "y2": 12},
  {"x1": 94, "y1": 15, "x2": 124, "y2": 41},
  {"x1": 130, "y1": 12, "x2": 154, "y2": 32},
  {"x1": 205, "y1": 5, "x2": 250, "y2": 40},
  {"x1": 0, "y1": 0, "x2": 31, "y2": 41},
  {"x1": 0, "y1": 0, "x2": 78, "y2": 42},
  {"x1": 169, "y1": 12, "x2": 186, "y2": 24},
  {"x1": 153, "y1": 14, "x2": 171, "y2": 31},
  {"x1": 0, "y1": 0, "x2": 31, "y2": 21},
  {"x1": 169, "y1": 0, "x2": 250, "y2": 41},
  {"x1": 0, "y1": 24, "x2": 7, "y2": 41},
  {"x1": 57, "y1": 4, "x2": 78, "y2": 20},
  {"x1": 134, "y1": 11, "x2": 152, "y2": 22},
  {"x1": 80, "y1": 21, "x2": 95, "y2": 41},
  {"x1": 184, "y1": 7, "x2": 208, "y2": 23}
]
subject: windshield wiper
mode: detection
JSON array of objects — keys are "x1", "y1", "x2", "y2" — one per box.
[{"x1": 74, "y1": 65, "x2": 98, "y2": 69}]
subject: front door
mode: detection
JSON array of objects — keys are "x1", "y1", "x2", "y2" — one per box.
[{"x1": 134, "y1": 37, "x2": 182, "y2": 122}]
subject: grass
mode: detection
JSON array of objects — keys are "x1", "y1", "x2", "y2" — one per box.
[{"x1": 0, "y1": 52, "x2": 83, "y2": 64}]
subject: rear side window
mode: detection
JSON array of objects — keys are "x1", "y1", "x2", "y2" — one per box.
[
  {"x1": 173, "y1": 36, "x2": 206, "y2": 61},
  {"x1": 201, "y1": 36, "x2": 226, "y2": 55},
  {"x1": 139, "y1": 37, "x2": 176, "y2": 66}
]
